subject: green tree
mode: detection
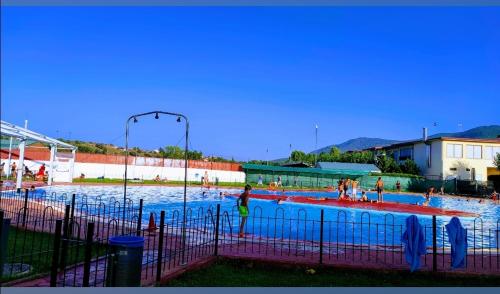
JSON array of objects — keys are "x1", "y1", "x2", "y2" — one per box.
[
  {"x1": 494, "y1": 153, "x2": 500, "y2": 170},
  {"x1": 329, "y1": 147, "x2": 341, "y2": 161},
  {"x1": 375, "y1": 154, "x2": 401, "y2": 173},
  {"x1": 399, "y1": 159, "x2": 420, "y2": 175},
  {"x1": 291, "y1": 150, "x2": 307, "y2": 162}
]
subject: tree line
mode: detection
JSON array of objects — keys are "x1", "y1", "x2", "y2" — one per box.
[
  {"x1": 269, "y1": 147, "x2": 421, "y2": 175},
  {"x1": 59, "y1": 140, "x2": 236, "y2": 162}
]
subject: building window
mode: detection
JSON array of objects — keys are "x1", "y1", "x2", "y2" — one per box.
[
  {"x1": 425, "y1": 144, "x2": 431, "y2": 168},
  {"x1": 466, "y1": 145, "x2": 482, "y2": 159},
  {"x1": 484, "y1": 146, "x2": 500, "y2": 160},
  {"x1": 446, "y1": 144, "x2": 462, "y2": 158},
  {"x1": 399, "y1": 147, "x2": 413, "y2": 161}
]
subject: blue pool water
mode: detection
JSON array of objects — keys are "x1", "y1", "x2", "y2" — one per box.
[{"x1": 38, "y1": 185, "x2": 499, "y2": 248}]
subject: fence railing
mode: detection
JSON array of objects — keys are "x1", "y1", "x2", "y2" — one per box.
[{"x1": 1, "y1": 188, "x2": 499, "y2": 287}]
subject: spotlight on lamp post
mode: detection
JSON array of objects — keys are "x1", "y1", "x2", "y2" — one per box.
[{"x1": 123, "y1": 110, "x2": 190, "y2": 264}]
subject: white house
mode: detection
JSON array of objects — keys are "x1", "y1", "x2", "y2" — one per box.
[{"x1": 370, "y1": 137, "x2": 500, "y2": 181}]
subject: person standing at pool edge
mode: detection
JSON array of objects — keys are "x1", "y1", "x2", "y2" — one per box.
[
  {"x1": 351, "y1": 179, "x2": 358, "y2": 200},
  {"x1": 237, "y1": 184, "x2": 252, "y2": 238},
  {"x1": 375, "y1": 177, "x2": 384, "y2": 203}
]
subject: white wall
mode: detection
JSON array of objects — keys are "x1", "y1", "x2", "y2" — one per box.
[
  {"x1": 441, "y1": 140, "x2": 500, "y2": 181},
  {"x1": 1, "y1": 159, "x2": 245, "y2": 183},
  {"x1": 413, "y1": 141, "x2": 444, "y2": 178}
]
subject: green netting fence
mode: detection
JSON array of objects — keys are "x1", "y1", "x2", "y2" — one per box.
[{"x1": 243, "y1": 164, "x2": 461, "y2": 194}]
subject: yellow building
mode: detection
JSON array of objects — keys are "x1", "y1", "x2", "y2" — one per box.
[{"x1": 374, "y1": 137, "x2": 500, "y2": 181}]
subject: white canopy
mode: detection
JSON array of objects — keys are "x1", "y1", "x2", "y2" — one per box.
[
  {"x1": 1, "y1": 120, "x2": 77, "y2": 188},
  {"x1": 1, "y1": 120, "x2": 76, "y2": 150}
]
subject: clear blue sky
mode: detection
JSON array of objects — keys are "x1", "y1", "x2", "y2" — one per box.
[{"x1": 2, "y1": 7, "x2": 500, "y2": 161}]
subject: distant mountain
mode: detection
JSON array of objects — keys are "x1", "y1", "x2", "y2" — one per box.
[
  {"x1": 309, "y1": 125, "x2": 500, "y2": 155},
  {"x1": 428, "y1": 125, "x2": 500, "y2": 140},
  {"x1": 311, "y1": 137, "x2": 400, "y2": 154}
]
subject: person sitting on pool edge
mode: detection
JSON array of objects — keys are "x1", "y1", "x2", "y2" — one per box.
[
  {"x1": 237, "y1": 184, "x2": 252, "y2": 238},
  {"x1": 339, "y1": 193, "x2": 351, "y2": 201},
  {"x1": 360, "y1": 191, "x2": 369, "y2": 202}
]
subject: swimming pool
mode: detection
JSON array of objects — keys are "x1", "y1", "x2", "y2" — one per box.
[{"x1": 37, "y1": 185, "x2": 499, "y2": 248}]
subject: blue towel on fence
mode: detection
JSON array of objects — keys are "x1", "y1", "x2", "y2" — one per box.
[
  {"x1": 402, "y1": 215, "x2": 427, "y2": 272},
  {"x1": 445, "y1": 217, "x2": 467, "y2": 269}
]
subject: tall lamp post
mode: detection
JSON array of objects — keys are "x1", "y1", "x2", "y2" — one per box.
[
  {"x1": 314, "y1": 124, "x2": 318, "y2": 165},
  {"x1": 123, "y1": 111, "x2": 189, "y2": 262}
]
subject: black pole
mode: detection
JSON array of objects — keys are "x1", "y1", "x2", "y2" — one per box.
[
  {"x1": 50, "y1": 219, "x2": 63, "y2": 287},
  {"x1": 432, "y1": 215, "x2": 437, "y2": 272},
  {"x1": 22, "y1": 189, "x2": 29, "y2": 227},
  {"x1": 123, "y1": 111, "x2": 189, "y2": 236},
  {"x1": 60, "y1": 205, "x2": 71, "y2": 270},
  {"x1": 319, "y1": 209, "x2": 324, "y2": 264},
  {"x1": 82, "y1": 222, "x2": 95, "y2": 287},
  {"x1": 156, "y1": 210, "x2": 165, "y2": 283},
  {"x1": 214, "y1": 204, "x2": 221, "y2": 256},
  {"x1": 0, "y1": 211, "x2": 4, "y2": 283},
  {"x1": 181, "y1": 118, "x2": 189, "y2": 265},
  {"x1": 123, "y1": 118, "x2": 131, "y2": 235},
  {"x1": 136, "y1": 199, "x2": 143, "y2": 236},
  {"x1": 70, "y1": 193, "x2": 76, "y2": 237}
]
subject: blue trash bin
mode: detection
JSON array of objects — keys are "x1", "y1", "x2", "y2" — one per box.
[{"x1": 106, "y1": 236, "x2": 144, "y2": 287}]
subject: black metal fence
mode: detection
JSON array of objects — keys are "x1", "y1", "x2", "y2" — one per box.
[
  {"x1": 1, "y1": 187, "x2": 499, "y2": 287},
  {"x1": 0, "y1": 187, "x2": 142, "y2": 285},
  {"x1": 217, "y1": 206, "x2": 500, "y2": 274}
]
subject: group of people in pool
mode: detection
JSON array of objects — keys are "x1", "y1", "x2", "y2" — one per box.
[{"x1": 334, "y1": 177, "x2": 384, "y2": 203}]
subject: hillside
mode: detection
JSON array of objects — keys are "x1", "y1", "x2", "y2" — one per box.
[
  {"x1": 429, "y1": 125, "x2": 500, "y2": 139},
  {"x1": 311, "y1": 137, "x2": 400, "y2": 154},
  {"x1": 309, "y1": 125, "x2": 500, "y2": 155}
]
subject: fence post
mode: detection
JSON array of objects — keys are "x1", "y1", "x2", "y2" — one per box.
[
  {"x1": 82, "y1": 222, "x2": 95, "y2": 287},
  {"x1": 69, "y1": 194, "x2": 76, "y2": 237},
  {"x1": 156, "y1": 210, "x2": 165, "y2": 283},
  {"x1": 319, "y1": 209, "x2": 324, "y2": 264},
  {"x1": 50, "y1": 219, "x2": 63, "y2": 287},
  {"x1": 0, "y1": 210, "x2": 4, "y2": 283},
  {"x1": 59, "y1": 205, "x2": 71, "y2": 270},
  {"x1": 214, "y1": 204, "x2": 221, "y2": 256},
  {"x1": 432, "y1": 215, "x2": 437, "y2": 272},
  {"x1": 136, "y1": 199, "x2": 143, "y2": 236},
  {"x1": 0, "y1": 210, "x2": 4, "y2": 246},
  {"x1": 22, "y1": 189, "x2": 29, "y2": 227}
]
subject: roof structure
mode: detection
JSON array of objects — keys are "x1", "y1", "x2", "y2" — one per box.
[
  {"x1": 1, "y1": 120, "x2": 76, "y2": 150},
  {"x1": 242, "y1": 163, "x2": 370, "y2": 177},
  {"x1": 1, "y1": 120, "x2": 77, "y2": 188},
  {"x1": 315, "y1": 162, "x2": 381, "y2": 173},
  {"x1": 365, "y1": 137, "x2": 500, "y2": 151}
]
